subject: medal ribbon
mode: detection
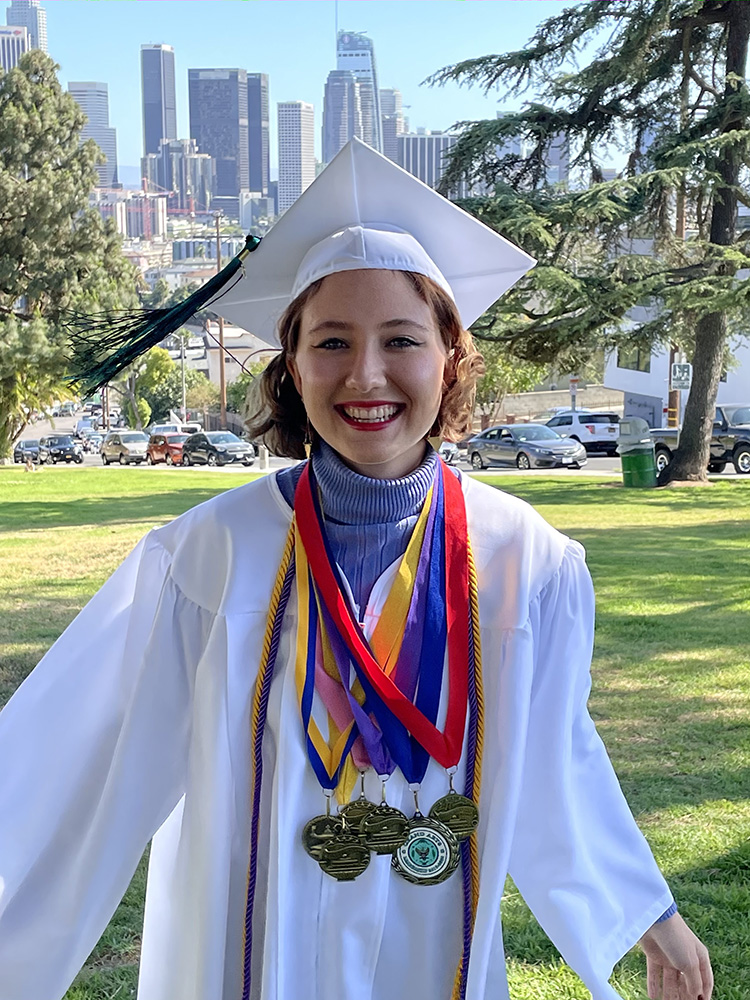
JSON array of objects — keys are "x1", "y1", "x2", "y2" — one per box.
[{"x1": 294, "y1": 459, "x2": 469, "y2": 771}]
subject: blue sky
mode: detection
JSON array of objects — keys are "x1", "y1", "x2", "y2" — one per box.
[{"x1": 23, "y1": 0, "x2": 580, "y2": 180}]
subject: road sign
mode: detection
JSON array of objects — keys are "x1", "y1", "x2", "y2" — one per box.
[{"x1": 671, "y1": 362, "x2": 692, "y2": 390}]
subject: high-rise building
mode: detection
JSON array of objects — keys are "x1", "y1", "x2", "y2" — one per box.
[
  {"x1": 380, "y1": 88, "x2": 405, "y2": 163},
  {"x1": 247, "y1": 73, "x2": 270, "y2": 196},
  {"x1": 496, "y1": 110, "x2": 569, "y2": 187},
  {"x1": 0, "y1": 24, "x2": 27, "y2": 72},
  {"x1": 397, "y1": 131, "x2": 468, "y2": 199},
  {"x1": 189, "y1": 68, "x2": 249, "y2": 200},
  {"x1": 322, "y1": 69, "x2": 361, "y2": 164},
  {"x1": 141, "y1": 44, "x2": 177, "y2": 156},
  {"x1": 277, "y1": 101, "x2": 315, "y2": 214},
  {"x1": 336, "y1": 31, "x2": 382, "y2": 153},
  {"x1": 142, "y1": 138, "x2": 214, "y2": 213},
  {"x1": 5, "y1": 1, "x2": 46, "y2": 52},
  {"x1": 68, "y1": 82, "x2": 118, "y2": 187}
]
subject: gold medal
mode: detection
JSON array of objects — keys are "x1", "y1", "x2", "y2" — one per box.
[
  {"x1": 391, "y1": 815, "x2": 460, "y2": 885},
  {"x1": 429, "y1": 790, "x2": 479, "y2": 841},
  {"x1": 301, "y1": 812, "x2": 344, "y2": 861},
  {"x1": 359, "y1": 803, "x2": 409, "y2": 854},
  {"x1": 338, "y1": 772, "x2": 377, "y2": 834},
  {"x1": 318, "y1": 830, "x2": 371, "y2": 881}
]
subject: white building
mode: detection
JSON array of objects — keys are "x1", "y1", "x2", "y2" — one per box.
[
  {"x1": 68, "y1": 82, "x2": 118, "y2": 187},
  {"x1": 380, "y1": 87, "x2": 405, "y2": 163},
  {"x1": 604, "y1": 308, "x2": 750, "y2": 426},
  {"x1": 203, "y1": 324, "x2": 278, "y2": 385},
  {"x1": 0, "y1": 24, "x2": 27, "y2": 71},
  {"x1": 337, "y1": 31, "x2": 382, "y2": 153},
  {"x1": 5, "y1": 0, "x2": 46, "y2": 53},
  {"x1": 277, "y1": 101, "x2": 315, "y2": 214},
  {"x1": 397, "y1": 131, "x2": 469, "y2": 199}
]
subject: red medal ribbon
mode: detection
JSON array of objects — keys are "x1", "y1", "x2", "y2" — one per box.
[{"x1": 294, "y1": 459, "x2": 469, "y2": 769}]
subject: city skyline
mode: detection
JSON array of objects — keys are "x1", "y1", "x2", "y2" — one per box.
[{"x1": 14, "y1": 1, "x2": 579, "y2": 181}]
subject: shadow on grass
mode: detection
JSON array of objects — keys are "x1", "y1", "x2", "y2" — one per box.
[{"x1": 0, "y1": 488, "x2": 234, "y2": 532}]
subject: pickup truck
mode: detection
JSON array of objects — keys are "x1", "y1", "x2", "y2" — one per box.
[{"x1": 650, "y1": 404, "x2": 750, "y2": 474}]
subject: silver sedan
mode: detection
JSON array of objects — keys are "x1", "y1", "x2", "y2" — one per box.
[{"x1": 467, "y1": 424, "x2": 588, "y2": 470}]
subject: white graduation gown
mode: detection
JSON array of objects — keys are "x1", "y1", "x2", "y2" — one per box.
[{"x1": 0, "y1": 473, "x2": 673, "y2": 1000}]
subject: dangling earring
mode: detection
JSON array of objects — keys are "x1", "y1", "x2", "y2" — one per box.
[{"x1": 304, "y1": 420, "x2": 313, "y2": 459}]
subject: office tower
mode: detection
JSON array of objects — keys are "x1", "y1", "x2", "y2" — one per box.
[
  {"x1": 0, "y1": 24, "x2": 27, "y2": 71},
  {"x1": 142, "y1": 138, "x2": 214, "y2": 213},
  {"x1": 247, "y1": 73, "x2": 270, "y2": 196},
  {"x1": 380, "y1": 88, "x2": 404, "y2": 163},
  {"x1": 141, "y1": 44, "x2": 177, "y2": 156},
  {"x1": 496, "y1": 110, "x2": 569, "y2": 187},
  {"x1": 5, "y1": 0, "x2": 46, "y2": 52},
  {"x1": 322, "y1": 69, "x2": 361, "y2": 164},
  {"x1": 68, "y1": 82, "x2": 118, "y2": 187},
  {"x1": 189, "y1": 68, "x2": 249, "y2": 203},
  {"x1": 397, "y1": 131, "x2": 468, "y2": 199},
  {"x1": 277, "y1": 101, "x2": 315, "y2": 214},
  {"x1": 336, "y1": 31, "x2": 382, "y2": 153}
]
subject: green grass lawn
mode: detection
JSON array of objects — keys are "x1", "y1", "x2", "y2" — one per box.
[{"x1": 1, "y1": 466, "x2": 748, "y2": 999}]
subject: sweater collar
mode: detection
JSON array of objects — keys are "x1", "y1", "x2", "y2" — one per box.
[{"x1": 312, "y1": 439, "x2": 438, "y2": 525}]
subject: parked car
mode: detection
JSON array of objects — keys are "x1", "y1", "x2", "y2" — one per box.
[
  {"x1": 75, "y1": 417, "x2": 95, "y2": 439},
  {"x1": 467, "y1": 424, "x2": 588, "y2": 470},
  {"x1": 85, "y1": 433, "x2": 104, "y2": 453},
  {"x1": 101, "y1": 431, "x2": 149, "y2": 465},
  {"x1": 182, "y1": 431, "x2": 255, "y2": 467},
  {"x1": 181, "y1": 422, "x2": 203, "y2": 435},
  {"x1": 650, "y1": 404, "x2": 750, "y2": 474},
  {"x1": 13, "y1": 439, "x2": 40, "y2": 463},
  {"x1": 147, "y1": 422, "x2": 182, "y2": 437},
  {"x1": 439, "y1": 440, "x2": 460, "y2": 465},
  {"x1": 147, "y1": 432, "x2": 189, "y2": 466},
  {"x1": 545, "y1": 411, "x2": 620, "y2": 454},
  {"x1": 38, "y1": 434, "x2": 84, "y2": 464}
]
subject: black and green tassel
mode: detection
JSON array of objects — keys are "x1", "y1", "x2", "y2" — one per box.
[{"x1": 64, "y1": 233, "x2": 262, "y2": 396}]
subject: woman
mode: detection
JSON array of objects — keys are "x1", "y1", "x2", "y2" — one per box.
[{"x1": 0, "y1": 140, "x2": 711, "y2": 1000}]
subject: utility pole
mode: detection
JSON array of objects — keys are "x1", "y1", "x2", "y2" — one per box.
[
  {"x1": 180, "y1": 333, "x2": 187, "y2": 422},
  {"x1": 214, "y1": 211, "x2": 227, "y2": 428}
]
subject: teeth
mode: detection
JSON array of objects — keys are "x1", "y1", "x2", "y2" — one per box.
[{"x1": 343, "y1": 405, "x2": 400, "y2": 422}]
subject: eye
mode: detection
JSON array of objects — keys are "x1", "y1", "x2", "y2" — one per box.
[
  {"x1": 387, "y1": 336, "x2": 421, "y2": 348},
  {"x1": 313, "y1": 337, "x2": 349, "y2": 350}
]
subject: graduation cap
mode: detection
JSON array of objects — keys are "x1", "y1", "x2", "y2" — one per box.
[{"x1": 67, "y1": 138, "x2": 535, "y2": 395}]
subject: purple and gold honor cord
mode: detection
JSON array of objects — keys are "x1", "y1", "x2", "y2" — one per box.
[{"x1": 241, "y1": 521, "x2": 484, "y2": 1000}]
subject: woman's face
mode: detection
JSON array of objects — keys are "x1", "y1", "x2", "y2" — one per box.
[{"x1": 287, "y1": 269, "x2": 450, "y2": 479}]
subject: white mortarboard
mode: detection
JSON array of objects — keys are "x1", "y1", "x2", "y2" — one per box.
[{"x1": 215, "y1": 137, "x2": 535, "y2": 346}]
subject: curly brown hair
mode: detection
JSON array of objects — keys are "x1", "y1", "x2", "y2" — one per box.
[{"x1": 247, "y1": 270, "x2": 484, "y2": 459}]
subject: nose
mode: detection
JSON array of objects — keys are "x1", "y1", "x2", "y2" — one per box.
[{"x1": 343, "y1": 342, "x2": 388, "y2": 393}]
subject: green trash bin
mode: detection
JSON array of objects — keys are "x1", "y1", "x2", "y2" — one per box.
[{"x1": 617, "y1": 418, "x2": 657, "y2": 488}]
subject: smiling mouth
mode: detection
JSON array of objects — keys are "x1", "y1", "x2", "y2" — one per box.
[{"x1": 335, "y1": 403, "x2": 405, "y2": 427}]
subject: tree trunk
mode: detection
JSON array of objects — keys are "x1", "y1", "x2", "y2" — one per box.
[{"x1": 661, "y1": 1, "x2": 750, "y2": 483}]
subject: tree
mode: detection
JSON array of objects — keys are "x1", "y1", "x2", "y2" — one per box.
[
  {"x1": 226, "y1": 362, "x2": 268, "y2": 415},
  {"x1": 186, "y1": 377, "x2": 220, "y2": 412},
  {"x1": 0, "y1": 50, "x2": 139, "y2": 457},
  {"x1": 429, "y1": 1, "x2": 750, "y2": 483},
  {"x1": 474, "y1": 341, "x2": 547, "y2": 424}
]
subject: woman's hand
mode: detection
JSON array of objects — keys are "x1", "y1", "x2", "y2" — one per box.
[{"x1": 639, "y1": 913, "x2": 713, "y2": 1000}]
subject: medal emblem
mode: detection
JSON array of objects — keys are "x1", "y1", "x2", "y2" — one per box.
[
  {"x1": 391, "y1": 816, "x2": 459, "y2": 885},
  {"x1": 429, "y1": 791, "x2": 479, "y2": 841},
  {"x1": 359, "y1": 803, "x2": 409, "y2": 854},
  {"x1": 301, "y1": 813, "x2": 344, "y2": 861},
  {"x1": 318, "y1": 831, "x2": 371, "y2": 881},
  {"x1": 339, "y1": 796, "x2": 376, "y2": 834}
]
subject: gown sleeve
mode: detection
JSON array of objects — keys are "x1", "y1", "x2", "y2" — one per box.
[
  {"x1": 0, "y1": 531, "x2": 215, "y2": 1000},
  {"x1": 507, "y1": 539, "x2": 674, "y2": 997}
]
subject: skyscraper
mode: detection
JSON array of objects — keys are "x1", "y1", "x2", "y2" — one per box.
[
  {"x1": 5, "y1": 1, "x2": 46, "y2": 52},
  {"x1": 322, "y1": 69, "x2": 361, "y2": 164},
  {"x1": 141, "y1": 138, "x2": 214, "y2": 213},
  {"x1": 68, "y1": 82, "x2": 118, "y2": 187},
  {"x1": 0, "y1": 24, "x2": 27, "y2": 71},
  {"x1": 189, "y1": 68, "x2": 249, "y2": 204},
  {"x1": 380, "y1": 88, "x2": 404, "y2": 163},
  {"x1": 336, "y1": 31, "x2": 382, "y2": 153},
  {"x1": 141, "y1": 44, "x2": 177, "y2": 156},
  {"x1": 397, "y1": 131, "x2": 468, "y2": 199},
  {"x1": 277, "y1": 101, "x2": 315, "y2": 214},
  {"x1": 247, "y1": 73, "x2": 270, "y2": 196}
]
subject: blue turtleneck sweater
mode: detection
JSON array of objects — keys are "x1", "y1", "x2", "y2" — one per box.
[{"x1": 274, "y1": 439, "x2": 679, "y2": 926}]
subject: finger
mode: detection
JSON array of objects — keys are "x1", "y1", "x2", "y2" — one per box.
[
  {"x1": 663, "y1": 967, "x2": 681, "y2": 1000},
  {"x1": 699, "y1": 951, "x2": 714, "y2": 1000},
  {"x1": 647, "y1": 958, "x2": 663, "y2": 1000},
  {"x1": 681, "y1": 959, "x2": 706, "y2": 999}
]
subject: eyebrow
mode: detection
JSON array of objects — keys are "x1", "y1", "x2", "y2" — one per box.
[{"x1": 307, "y1": 318, "x2": 432, "y2": 334}]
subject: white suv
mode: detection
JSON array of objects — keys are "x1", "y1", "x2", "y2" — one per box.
[{"x1": 546, "y1": 411, "x2": 620, "y2": 454}]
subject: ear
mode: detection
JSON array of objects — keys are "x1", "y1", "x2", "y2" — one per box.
[{"x1": 286, "y1": 354, "x2": 303, "y2": 398}]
